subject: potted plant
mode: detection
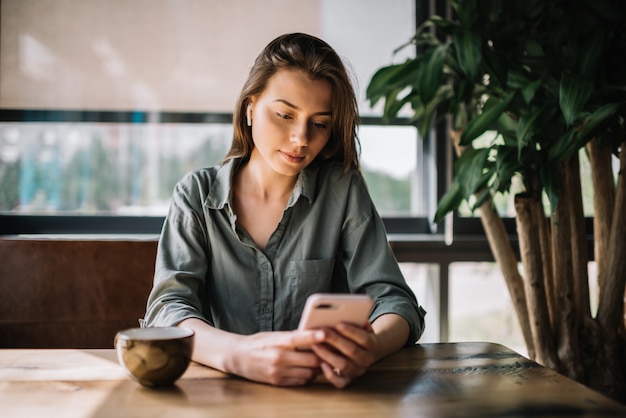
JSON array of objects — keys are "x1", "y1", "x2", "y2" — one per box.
[{"x1": 367, "y1": 0, "x2": 626, "y2": 401}]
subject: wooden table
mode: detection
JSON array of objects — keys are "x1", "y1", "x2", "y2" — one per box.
[{"x1": 1, "y1": 342, "x2": 624, "y2": 417}]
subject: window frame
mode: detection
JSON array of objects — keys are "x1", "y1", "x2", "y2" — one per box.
[{"x1": 0, "y1": 110, "x2": 436, "y2": 235}]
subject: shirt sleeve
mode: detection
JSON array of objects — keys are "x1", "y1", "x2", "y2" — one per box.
[
  {"x1": 339, "y1": 172, "x2": 426, "y2": 344},
  {"x1": 143, "y1": 173, "x2": 213, "y2": 328}
]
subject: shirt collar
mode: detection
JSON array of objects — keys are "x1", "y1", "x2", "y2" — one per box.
[
  {"x1": 289, "y1": 162, "x2": 318, "y2": 206},
  {"x1": 205, "y1": 159, "x2": 236, "y2": 210},
  {"x1": 205, "y1": 158, "x2": 319, "y2": 210}
]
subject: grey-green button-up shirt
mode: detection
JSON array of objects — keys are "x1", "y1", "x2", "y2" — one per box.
[{"x1": 144, "y1": 159, "x2": 426, "y2": 344}]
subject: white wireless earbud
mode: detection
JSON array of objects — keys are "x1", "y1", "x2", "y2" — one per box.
[{"x1": 246, "y1": 103, "x2": 252, "y2": 127}]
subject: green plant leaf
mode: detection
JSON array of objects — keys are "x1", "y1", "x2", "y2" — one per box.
[
  {"x1": 507, "y1": 69, "x2": 531, "y2": 90},
  {"x1": 540, "y1": 161, "x2": 560, "y2": 213},
  {"x1": 460, "y1": 92, "x2": 515, "y2": 146},
  {"x1": 517, "y1": 104, "x2": 557, "y2": 154},
  {"x1": 482, "y1": 50, "x2": 508, "y2": 88},
  {"x1": 366, "y1": 59, "x2": 420, "y2": 106},
  {"x1": 493, "y1": 145, "x2": 521, "y2": 192},
  {"x1": 429, "y1": 15, "x2": 458, "y2": 34},
  {"x1": 559, "y1": 73, "x2": 593, "y2": 127},
  {"x1": 453, "y1": 30, "x2": 482, "y2": 80},
  {"x1": 419, "y1": 44, "x2": 448, "y2": 104},
  {"x1": 579, "y1": 30, "x2": 606, "y2": 77},
  {"x1": 455, "y1": 147, "x2": 490, "y2": 198},
  {"x1": 521, "y1": 78, "x2": 542, "y2": 104},
  {"x1": 495, "y1": 111, "x2": 518, "y2": 138},
  {"x1": 451, "y1": 78, "x2": 474, "y2": 107},
  {"x1": 574, "y1": 102, "x2": 622, "y2": 143},
  {"x1": 452, "y1": 0, "x2": 477, "y2": 29},
  {"x1": 547, "y1": 129, "x2": 576, "y2": 163},
  {"x1": 382, "y1": 87, "x2": 410, "y2": 122},
  {"x1": 499, "y1": 132, "x2": 519, "y2": 148},
  {"x1": 472, "y1": 188, "x2": 493, "y2": 211},
  {"x1": 524, "y1": 39, "x2": 544, "y2": 57},
  {"x1": 409, "y1": 93, "x2": 425, "y2": 120},
  {"x1": 475, "y1": 162, "x2": 497, "y2": 195},
  {"x1": 412, "y1": 84, "x2": 453, "y2": 136},
  {"x1": 434, "y1": 180, "x2": 463, "y2": 223},
  {"x1": 548, "y1": 102, "x2": 622, "y2": 162}
]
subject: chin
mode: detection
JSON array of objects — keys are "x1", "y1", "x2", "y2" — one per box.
[{"x1": 274, "y1": 161, "x2": 308, "y2": 177}]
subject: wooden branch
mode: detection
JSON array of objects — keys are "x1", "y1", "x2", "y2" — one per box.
[
  {"x1": 585, "y1": 139, "x2": 615, "y2": 301},
  {"x1": 537, "y1": 196, "x2": 556, "y2": 332},
  {"x1": 583, "y1": 140, "x2": 626, "y2": 400},
  {"x1": 478, "y1": 202, "x2": 535, "y2": 358},
  {"x1": 551, "y1": 162, "x2": 586, "y2": 382},
  {"x1": 593, "y1": 144, "x2": 626, "y2": 406},
  {"x1": 449, "y1": 129, "x2": 535, "y2": 357},
  {"x1": 597, "y1": 142, "x2": 626, "y2": 333},
  {"x1": 515, "y1": 194, "x2": 558, "y2": 369},
  {"x1": 565, "y1": 153, "x2": 591, "y2": 322}
]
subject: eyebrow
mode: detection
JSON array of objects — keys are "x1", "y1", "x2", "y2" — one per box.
[{"x1": 274, "y1": 99, "x2": 332, "y2": 116}]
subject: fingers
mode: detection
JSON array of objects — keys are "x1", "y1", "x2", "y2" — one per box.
[
  {"x1": 251, "y1": 348, "x2": 322, "y2": 386},
  {"x1": 336, "y1": 322, "x2": 376, "y2": 350},
  {"x1": 320, "y1": 362, "x2": 351, "y2": 389},
  {"x1": 320, "y1": 323, "x2": 377, "y2": 367},
  {"x1": 266, "y1": 364, "x2": 321, "y2": 386},
  {"x1": 308, "y1": 322, "x2": 377, "y2": 387},
  {"x1": 311, "y1": 340, "x2": 366, "y2": 380},
  {"x1": 268, "y1": 346, "x2": 324, "y2": 386},
  {"x1": 231, "y1": 331, "x2": 327, "y2": 386},
  {"x1": 280, "y1": 329, "x2": 326, "y2": 350},
  {"x1": 247, "y1": 324, "x2": 376, "y2": 388}
]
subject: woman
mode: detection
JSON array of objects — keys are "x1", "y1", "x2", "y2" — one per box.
[{"x1": 144, "y1": 33, "x2": 426, "y2": 388}]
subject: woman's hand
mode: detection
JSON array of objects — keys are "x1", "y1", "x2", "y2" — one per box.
[
  {"x1": 225, "y1": 330, "x2": 326, "y2": 386},
  {"x1": 309, "y1": 313, "x2": 411, "y2": 389},
  {"x1": 180, "y1": 314, "x2": 409, "y2": 389},
  {"x1": 310, "y1": 321, "x2": 378, "y2": 389}
]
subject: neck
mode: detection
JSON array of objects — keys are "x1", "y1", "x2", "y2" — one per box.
[{"x1": 236, "y1": 158, "x2": 297, "y2": 202}]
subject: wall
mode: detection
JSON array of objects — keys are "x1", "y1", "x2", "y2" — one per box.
[{"x1": 0, "y1": 0, "x2": 320, "y2": 111}]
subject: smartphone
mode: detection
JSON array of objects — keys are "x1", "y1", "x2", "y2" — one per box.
[{"x1": 297, "y1": 293, "x2": 374, "y2": 330}]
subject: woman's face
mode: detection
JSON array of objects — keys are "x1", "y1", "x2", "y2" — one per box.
[{"x1": 248, "y1": 69, "x2": 332, "y2": 177}]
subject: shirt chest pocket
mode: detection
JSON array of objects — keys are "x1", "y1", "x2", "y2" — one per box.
[{"x1": 286, "y1": 259, "x2": 335, "y2": 314}]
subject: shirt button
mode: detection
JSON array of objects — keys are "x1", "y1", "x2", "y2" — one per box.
[
  {"x1": 262, "y1": 306, "x2": 271, "y2": 314},
  {"x1": 262, "y1": 263, "x2": 270, "y2": 271}
]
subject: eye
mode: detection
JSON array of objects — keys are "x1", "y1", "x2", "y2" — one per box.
[
  {"x1": 312, "y1": 121, "x2": 328, "y2": 130},
  {"x1": 276, "y1": 112, "x2": 292, "y2": 120}
]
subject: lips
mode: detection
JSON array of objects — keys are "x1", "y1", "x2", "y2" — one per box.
[{"x1": 280, "y1": 150, "x2": 306, "y2": 163}]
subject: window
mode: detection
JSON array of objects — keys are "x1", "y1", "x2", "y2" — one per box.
[
  {"x1": 0, "y1": 121, "x2": 426, "y2": 218},
  {"x1": 0, "y1": 121, "x2": 232, "y2": 215},
  {"x1": 449, "y1": 262, "x2": 527, "y2": 356},
  {"x1": 0, "y1": 0, "x2": 426, "y2": 224},
  {"x1": 400, "y1": 262, "x2": 440, "y2": 343}
]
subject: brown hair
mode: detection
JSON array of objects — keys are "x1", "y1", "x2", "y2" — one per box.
[{"x1": 225, "y1": 32, "x2": 360, "y2": 172}]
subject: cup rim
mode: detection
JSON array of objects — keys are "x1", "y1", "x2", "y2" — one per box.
[{"x1": 116, "y1": 326, "x2": 194, "y2": 342}]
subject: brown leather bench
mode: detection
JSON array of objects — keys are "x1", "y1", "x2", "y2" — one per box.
[
  {"x1": 2, "y1": 236, "x2": 624, "y2": 348},
  {"x1": 0, "y1": 237, "x2": 158, "y2": 348}
]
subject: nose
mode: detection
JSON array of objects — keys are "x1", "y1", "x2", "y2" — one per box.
[{"x1": 290, "y1": 122, "x2": 309, "y2": 146}]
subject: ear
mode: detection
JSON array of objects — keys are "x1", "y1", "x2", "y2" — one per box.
[
  {"x1": 246, "y1": 103, "x2": 252, "y2": 127},
  {"x1": 246, "y1": 96, "x2": 258, "y2": 127}
]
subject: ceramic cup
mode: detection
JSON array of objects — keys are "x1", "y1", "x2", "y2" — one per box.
[{"x1": 114, "y1": 327, "x2": 194, "y2": 387}]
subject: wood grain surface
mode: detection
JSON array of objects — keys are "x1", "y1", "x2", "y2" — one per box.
[{"x1": 1, "y1": 342, "x2": 624, "y2": 418}]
